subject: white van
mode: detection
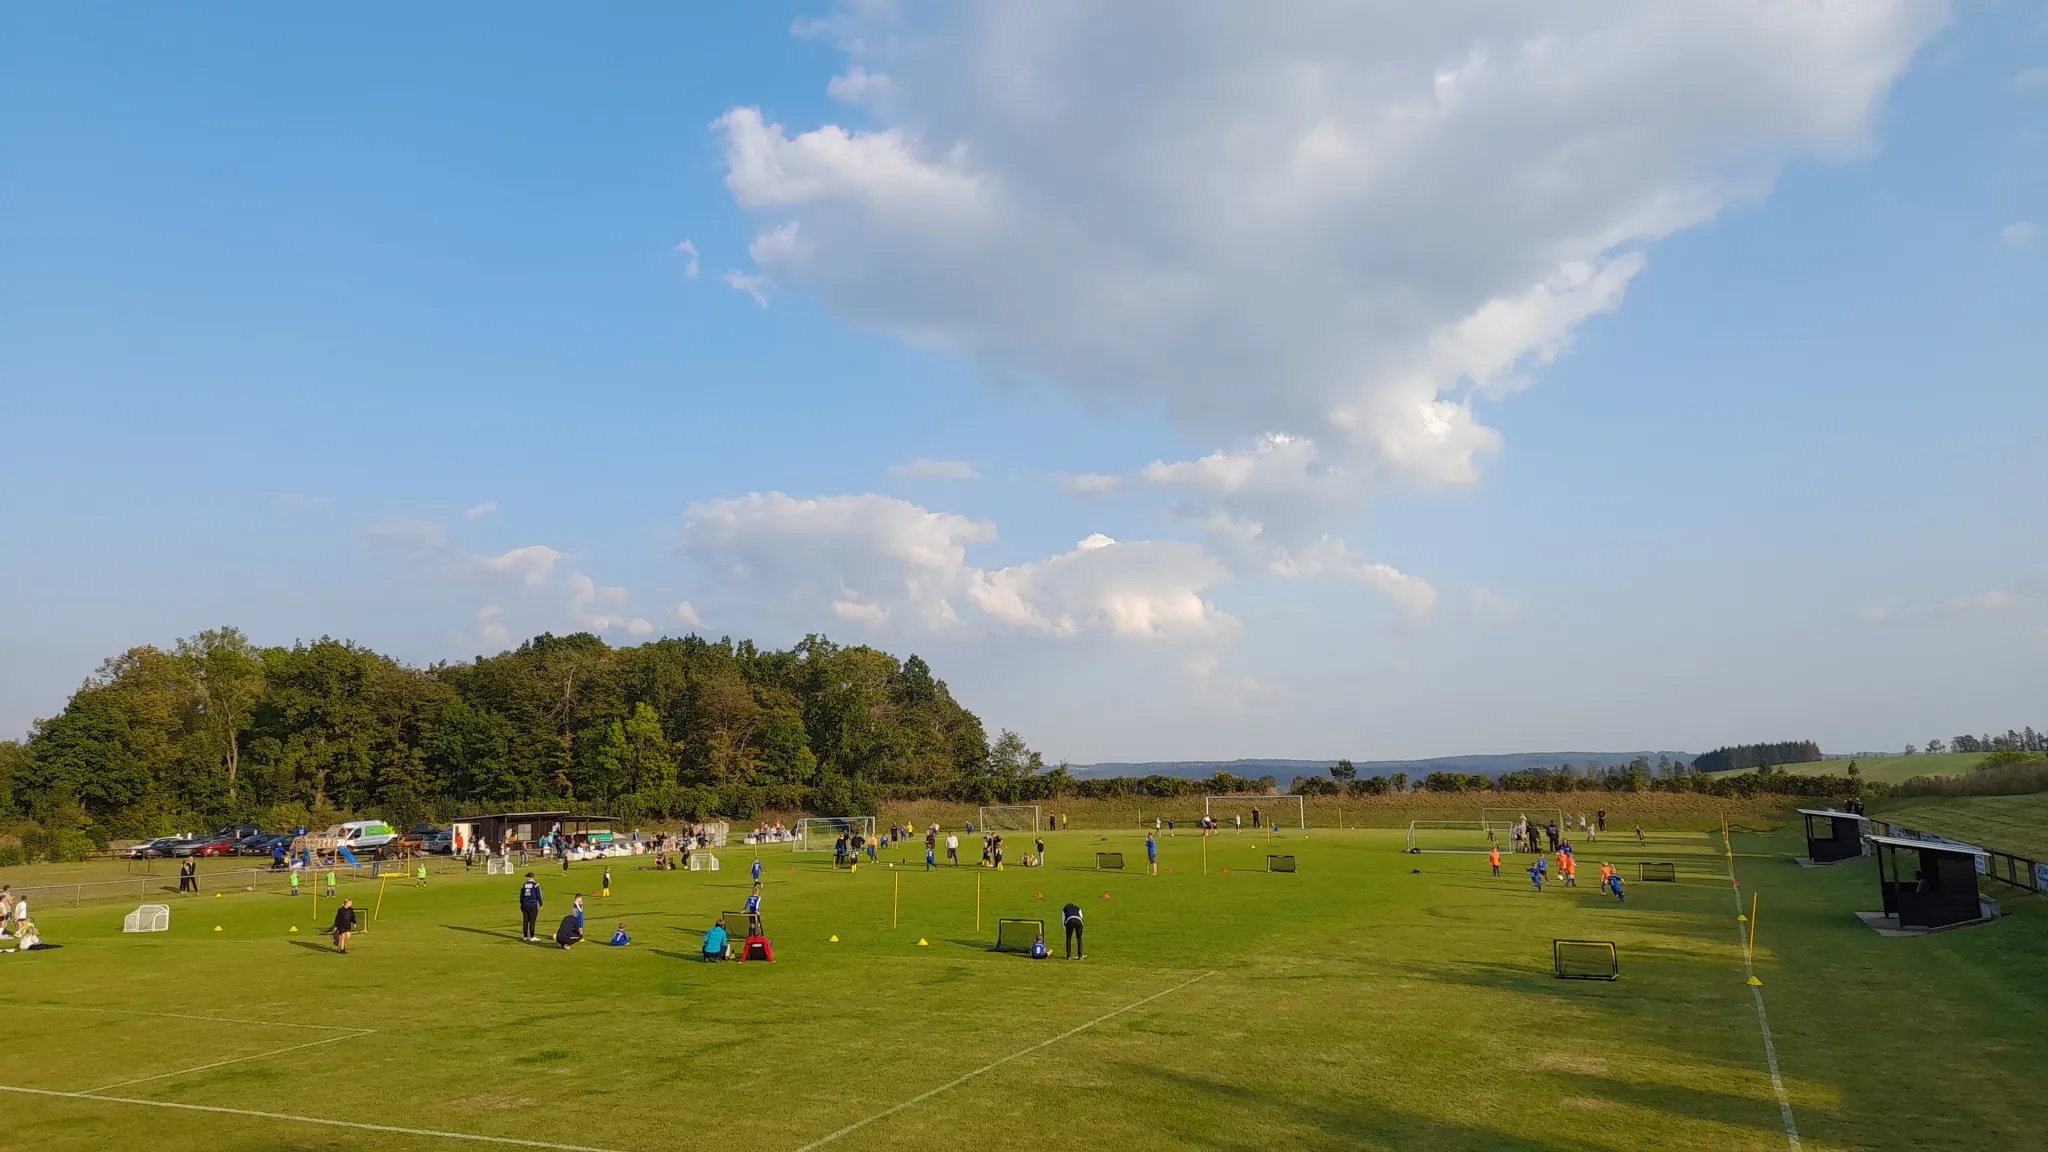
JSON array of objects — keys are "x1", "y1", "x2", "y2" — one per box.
[{"x1": 337, "y1": 820, "x2": 399, "y2": 850}]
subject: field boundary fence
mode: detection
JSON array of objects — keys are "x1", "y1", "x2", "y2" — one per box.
[
  {"x1": 3, "y1": 859, "x2": 452, "y2": 912},
  {"x1": 1868, "y1": 819, "x2": 2048, "y2": 895}
]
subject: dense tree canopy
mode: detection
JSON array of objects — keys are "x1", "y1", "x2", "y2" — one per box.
[{"x1": 3, "y1": 628, "x2": 1025, "y2": 842}]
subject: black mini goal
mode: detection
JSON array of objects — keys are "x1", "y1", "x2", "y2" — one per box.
[
  {"x1": 1554, "y1": 939, "x2": 1619, "y2": 980},
  {"x1": 1095, "y1": 852, "x2": 1124, "y2": 869},
  {"x1": 1266, "y1": 855, "x2": 1297, "y2": 873},
  {"x1": 1639, "y1": 862, "x2": 1677, "y2": 882},
  {"x1": 993, "y1": 918, "x2": 1044, "y2": 954}
]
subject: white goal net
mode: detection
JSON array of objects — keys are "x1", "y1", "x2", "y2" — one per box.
[
  {"x1": 122, "y1": 904, "x2": 171, "y2": 933},
  {"x1": 1407, "y1": 820, "x2": 1498, "y2": 854},
  {"x1": 485, "y1": 855, "x2": 516, "y2": 875},
  {"x1": 688, "y1": 853, "x2": 720, "y2": 872},
  {"x1": 978, "y1": 805, "x2": 1041, "y2": 832},
  {"x1": 793, "y1": 817, "x2": 877, "y2": 853},
  {"x1": 1203, "y1": 795, "x2": 1306, "y2": 830},
  {"x1": 1481, "y1": 808, "x2": 1566, "y2": 849}
]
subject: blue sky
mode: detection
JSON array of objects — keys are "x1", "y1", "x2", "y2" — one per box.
[{"x1": 3, "y1": 2, "x2": 2043, "y2": 762}]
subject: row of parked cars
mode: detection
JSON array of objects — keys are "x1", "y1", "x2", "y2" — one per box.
[{"x1": 125, "y1": 822, "x2": 449, "y2": 860}]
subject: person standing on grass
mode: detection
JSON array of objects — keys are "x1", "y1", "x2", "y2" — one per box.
[
  {"x1": 925, "y1": 841, "x2": 937, "y2": 871},
  {"x1": 10, "y1": 893, "x2": 27, "y2": 932},
  {"x1": 331, "y1": 899, "x2": 357, "y2": 953},
  {"x1": 751, "y1": 856, "x2": 763, "y2": 883},
  {"x1": 519, "y1": 872, "x2": 543, "y2": 941},
  {"x1": 946, "y1": 832, "x2": 960, "y2": 867},
  {"x1": 1528, "y1": 861, "x2": 1544, "y2": 892},
  {"x1": 1597, "y1": 810, "x2": 1607, "y2": 833},
  {"x1": 1599, "y1": 862, "x2": 1615, "y2": 894},
  {"x1": 572, "y1": 893, "x2": 586, "y2": 931},
  {"x1": 415, "y1": 863, "x2": 428, "y2": 887},
  {"x1": 602, "y1": 866, "x2": 612, "y2": 899},
  {"x1": 1147, "y1": 832, "x2": 1158, "y2": 876},
  {"x1": 1562, "y1": 853, "x2": 1577, "y2": 887},
  {"x1": 0, "y1": 886, "x2": 13, "y2": 938},
  {"x1": 325, "y1": 869, "x2": 336, "y2": 898},
  {"x1": 1610, "y1": 873, "x2": 1626, "y2": 905},
  {"x1": 289, "y1": 870, "x2": 301, "y2": 897},
  {"x1": 1062, "y1": 901, "x2": 1084, "y2": 960},
  {"x1": 1635, "y1": 825, "x2": 1646, "y2": 846},
  {"x1": 1035, "y1": 835, "x2": 1046, "y2": 869},
  {"x1": 1489, "y1": 846, "x2": 1502, "y2": 877}
]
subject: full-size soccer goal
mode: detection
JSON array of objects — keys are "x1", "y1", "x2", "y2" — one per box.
[
  {"x1": 122, "y1": 904, "x2": 170, "y2": 933},
  {"x1": 978, "y1": 805, "x2": 1041, "y2": 832},
  {"x1": 993, "y1": 918, "x2": 1044, "y2": 953},
  {"x1": 1204, "y1": 794, "x2": 1306, "y2": 829},
  {"x1": 792, "y1": 817, "x2": 876, "y2": 853},
  {"x1": 1482, "y1": 808, "x2": 1566, "y2": 846},
  {"x1": 1406, "y1": 820, "x2": 1498, "y2": 854},
  {"x1": 1554, "y1": 939, "x2": 1619, "y2": 980}
]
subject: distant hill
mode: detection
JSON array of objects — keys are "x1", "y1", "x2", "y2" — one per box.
[{"x1": 1068, "y1": 752, "x2": 1694, "y2": 790}]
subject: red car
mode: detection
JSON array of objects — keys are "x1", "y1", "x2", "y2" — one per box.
[{"x1": 170, "y1": 836, "x2": 238, "y2": 858}]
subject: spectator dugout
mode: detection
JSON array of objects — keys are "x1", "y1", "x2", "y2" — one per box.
[{"x1": 1796, "y1": 808, "x2": 1870, "y2": 864}]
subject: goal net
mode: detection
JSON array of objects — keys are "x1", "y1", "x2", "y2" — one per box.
[
  {"x1": 1406, "y1": 820, "x2": 1499, "y2": 854},
  {"x1": 1482, "y1": 808, "x2": 1565, "y2": 848},
  {"x1": 1554, "y1": 939, "x2": 1619, "y2": 980},
  {"x1": 1203, "y1": 795, "x2": 1306, "y2": 829},
  {"x1": 792, "y1": 817, "x2": 876, "y2": 853},
  {"x1": 688, "y1": 853, "x2": 720, "y2": 872},
  {"x1": 1266, "y1": 855, "x2": 1297, "y2": 873},
  {"x1": 993, "y1": 918, "x2": 1044, "y2": 954},
  {"x1": 485, "y1": 855, "x2": 515, "y2": 875},
  {"x1": 978, "y1": 805, "x2": 1041, "y2": 832},
  {"x1": 1639, "y1": 862, "x2": 1677, "y2": 882},
  {"x1": 122, "y1": 904, "x2": 170, "y2": 933},
  {"x1": 1095, "y1": 852, "x2": 1125, "y2": 870}
]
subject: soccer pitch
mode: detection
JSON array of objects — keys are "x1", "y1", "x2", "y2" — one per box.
[{"x1": 2, "y1": 826, "x2": 2042, "y2": 1151}]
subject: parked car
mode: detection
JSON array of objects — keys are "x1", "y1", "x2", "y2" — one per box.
[
  {"x1": 169, "y1": 836, "x2": 237, "y2": 858},
  {"x1": 126, "y1": 836, "x2": 191, "y2": 860},
  {"x1": 213, "y1": 823, "x2": 262, "y2": 841},
  {"x1": 237, "y1": 833, "x2": 293, "y2": 857},
  {"x1": 425, "y1": 829, "x2": 455, "y2": 855}
]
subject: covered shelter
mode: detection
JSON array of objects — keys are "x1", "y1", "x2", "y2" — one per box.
[
  {"x1": 1868, "y1": 834, "x2": 1994, "y2": 932},
  {"x1": 451, "y1": 812, "x2": 617, "y2": 855},
  {"x1": 1796, "y1": 808, "x2": 1871, "y2": 864}
]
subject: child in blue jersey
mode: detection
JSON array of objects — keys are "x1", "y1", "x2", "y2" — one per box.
[
  {"x1": 1146, "y1": 832, "x2": 1158, "y2": 876},
  {"x1": 609, "y1": 923, "x2": 631, "y2": 946},
  {"x1": 1030, "y1": 933, "x2": 1049, "y2": 959},
  {"x1": 925, "y1": 844, "x2": 937, "y2": 871},
  {"x1": 1610, "y1": 874, "x2": 1625, "y2": 904},
  {"x1": 751, "y1": 857, "x2": 763, "y2": 883},
  {"x1": 1528, "y1": 862, "x2": 1544, "y2": 891}
]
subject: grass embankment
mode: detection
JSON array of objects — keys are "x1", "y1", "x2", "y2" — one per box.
[
  {"x1": 872, "y1": 793, "x2": 1794, "y2": 833},
  {"x1": 3, "y1": 820, "x2": 2042, "y2": 1150},
  {"x1": 1870, "y1": 793, "x2": 2048, "y2": 861},
  {"x1": 1704, "y1": 753, "x2": 1985, "y2": 786}
]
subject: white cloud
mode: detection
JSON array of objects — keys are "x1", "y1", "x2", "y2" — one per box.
[
  {"x1": 479, "y1": 545, "x2": 567, "y2": 587},
  {"x1": 683, "y1": 492, "x2": 1231, "y2": 639},
  {"x1": 674, "y1": 239, "x2": 701, "y2": 278},
  {"x1": 887, "y1": 457, "x2": 980, "y2": 479},
  {"x1": 367, "y1": 520, "x2": 654, "y2": 642},
  {"x1": 717, "y1": 1, "x2": 1945, "y2": 560},
  {"x1": 674, "y1": 601, "x2": 704, "y2": 627},
  {"x1": 2003, "y1": 221, "x2": 2038, "y2": 249},
  {"x1": 827, "y1": 66, "x2": 892, "y2": 105},
  {"x1": 725, "y1": 270, "x2": 769, "y2": 306},
  {"x1": 464, "y1": 501, "x2": 498, "y2": 520},
  {"x1": 475, "y1": 605, "x2": 511, "y2": 650}
]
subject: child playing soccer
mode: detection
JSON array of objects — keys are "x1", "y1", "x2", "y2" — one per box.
[
  {"x1": 1599, "y1": 861, "x2": 1615, "y2": 893},
  {"x1": 1562, "y1": 853, "x2": 1577, "y2": 887},
  {"x1": 290, "y1": 871, "x2": 301, "y2": 897},
  {"x1": 1527, "y1": 861, "x2": 1544, "y2": 891},
  {"x1": 325, "y1": 870, "x2": 337, "y2": 898},
  {"x1": 1489, "y1": 846, "x2": 1501, "y2": 876},
  {"x1": 1610, "y1": 873, "x2": 1626, "y2": 904},
  {"x1": 608, "y1": 923, "x2": 631, "y2": 947},
  {"x1": 415, "y1": 863, "x2": 428, "y2": 887},
  {"x1": 602, "y1": 867, "x2": 612, "y2": 898}
]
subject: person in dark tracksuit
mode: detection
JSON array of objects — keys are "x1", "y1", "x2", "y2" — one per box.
[
  {"x1": 1062, "y1": 901, "x2": 1084, "y2": 960},
  {"x1": 519, "y1": 873, "x2": 543, "y2": 941}
]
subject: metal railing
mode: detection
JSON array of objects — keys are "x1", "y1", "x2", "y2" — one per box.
[{"x1": 1870, "y1": 819, "x2": 2046, "y2": 895}]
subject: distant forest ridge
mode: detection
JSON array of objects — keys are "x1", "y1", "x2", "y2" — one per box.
[{"x1": 1070, "y1": 752, "x2": 1698, "y2": 789}]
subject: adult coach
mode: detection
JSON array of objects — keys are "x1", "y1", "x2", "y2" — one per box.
[
  {"x1": 519, "y1": 872, "x2": 544, "y2": 941},
  {"x1": 331, "y1": 899, "x2": 357, "y2": 954},
  {"x1": 945, "y1": 832, "x2": 960, "y2": 866},
  {"x1": 1062, "y1": 900, "x2": 1084, "y2": 960}
]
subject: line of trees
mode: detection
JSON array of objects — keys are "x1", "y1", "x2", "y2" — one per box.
[
  {"x1": 1910, "y1": 729, "x2": 2046, "y2": 756},
  {"x1": 1691, "y1": 741, "x2": 1821, "y2": 774}
]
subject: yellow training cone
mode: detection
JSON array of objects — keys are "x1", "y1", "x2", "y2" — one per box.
[
  {"x1": 215, "y1": 892, "x2": 223, "y2": 898},
  {"x1": 1737, "y1": 914, "x2": 1749, "y2": 922},
  {"x1": 1748, "y1": 976, "x2": 1763, "y2": 986},
  {"x1": 829, "y1": 935, "x2": 840, "y2": 942},
  {"x1": 213, "y1": 925, "x2": 223, "y2": 932},
  {"x1": 288, "y1": 926, "x2": 298, "y2": 933},
  {"x1": 917, "y1": 938, "x2": 929, "y2": 946}
]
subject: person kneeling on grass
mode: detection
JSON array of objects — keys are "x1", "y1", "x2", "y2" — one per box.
[
  {"x1": 609, "y1": 923, "x2": 631, "y2": 947},
  {"x1": 702, "y1": 918, "x2": 730, "y2": 961},
  {"x1": 556, "y1": 913, "x2": 584, "y2": 950}
]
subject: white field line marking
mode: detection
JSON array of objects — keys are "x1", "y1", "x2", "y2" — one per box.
[
  {"x1": 4, "y1": 1004, "x2": 354, "y2": 1031},
  {"x1": 790, "y1": 969, "x2": 1216, "y2": 1152},
  {"x1": 84, "y1": 1028, "x2": 374, "y2": 1093},
  {"x1": 0, "y1": 1085, "x2": 631, "y2": 1152},
  {"x1": 1725, "y1": 833, "x2": 1802, "y2": 1152}
]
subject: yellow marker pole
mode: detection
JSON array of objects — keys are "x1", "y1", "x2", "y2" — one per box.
[
  {"x1": 374, "y1": 877, "x2": 388, "y2": 922},
  {"x1": 975, "y1": 874, "x2": 981, "y2": 933},
  {"x1": 893, "y1": 871, "x2": 900, "y2": 929},
  {"x1": 1748, "y1": 892, "x2": 1760, "y2": 964},
  {"x1": 1202, "y1": 833, "x2": 1208, "y2": 876}
]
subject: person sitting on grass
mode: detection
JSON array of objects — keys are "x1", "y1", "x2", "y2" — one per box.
[
  {"x1": 15, "y1": 918, "x2": 44, "y2": 950},
  {"x1": 556, "y1": 912, "x2": 584, "y2": 950},
  {"x1": 702, "y1": 917, "x2": 730, "y2": 961},
  {"x1": 608, "y1": 923, "x2": 631, "y2": 947},
  {"x1": 1030, "y1": 932, "x2": 1049, "y2": 959}
]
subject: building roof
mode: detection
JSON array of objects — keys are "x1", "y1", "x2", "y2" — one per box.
[
  {"x1": 1795, "y1": 808, "x2": 1870, "y2": 821},
  {"x1": 1868, "y1": 833, "x2": 1983, "y2": 855},
  {"x1": 461, "y1": 812, "x2": 617, "y2": 823}
]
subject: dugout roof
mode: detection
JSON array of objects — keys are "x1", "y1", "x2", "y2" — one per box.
[
  {"x1": 1795, "y1": 808, "x2": 1870, "y2": 821},
  {"x1": 1867, "y1": 833, "x2": 1980, "y2": 855}
]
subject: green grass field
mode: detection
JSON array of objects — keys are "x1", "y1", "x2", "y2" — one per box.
[
  {"x1": 1, "y1": 821, "x2": 2043, "y2": 1151},
  {"x1": 1872, "y1": 793, "x2": 2048, "y2": 861},
  {"x1": 1703, "y1": 753, "x2": 1985, "y2": 786}
]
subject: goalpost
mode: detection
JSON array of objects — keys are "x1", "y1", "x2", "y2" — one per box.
[
  {"x1": 977, "y1": 805, "x2": 1041, "y2": 832},
  {"x1": 1204, "y1": 794, "x2": 1306, "y2": 829},
  {"x1": 1406, "y1": 820, "x2": 1499, "y2": 854},
  {"x1": 1482, "y1": 807, "x2": 1566, "y2": 846},
  {"x1": 485, "y1": 855, "x2": 515, "y2": 875},
  {"x1": 792, "y1": 817, "x2": 876, "y2": 853}
]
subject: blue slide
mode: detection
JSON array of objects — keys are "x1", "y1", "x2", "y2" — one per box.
[{"x1": 336, "y1": 845, "x2": 361, "y2": 867}]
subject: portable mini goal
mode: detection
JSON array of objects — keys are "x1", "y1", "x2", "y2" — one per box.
[
  {"x1": 993, "y1": 918, "x2": 1044, "y2": 953},
  {"x1": 724, "y1": 909, "x2": 765, "y2": 939},
  {"x1": 122, "y1": 904, "x2": 170, "y2": 933},
  {"x1": 1639, "y1": 862, "x2": 1678, "y2": 882},
  {"x1": 485, "y1": 855, "x2": 515, "y2": 875},
  {"x1": 1266, "y1": 855, "x2": 1297, "y2": 873},
  {"x1": 978, "y1": 805, "x2": 1041, "y2": 832},
  {"x1": 1203, "y1": 794, "x2": 1306, "y2": 829},
  {"x1": 688, "y1": 853, "x2": 720, "y2": 872},
  {"x1": 792, "y1": 816, "x2": 876, "y2": 853},
  {"x1": 1096, "y1": 852, "x2": 1125, "y2": 870},
  {"x1": 1554, "y1": 939, "x2": 1620, "y2": 980}
]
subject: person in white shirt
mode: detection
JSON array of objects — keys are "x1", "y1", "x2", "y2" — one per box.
[{"x1": 945, "y1": 833, "x2": 960, "y2": 866}]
